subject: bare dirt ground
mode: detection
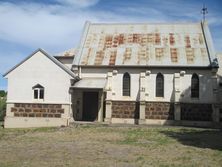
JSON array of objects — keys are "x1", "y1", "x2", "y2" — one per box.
[{"x1": 0, "y1": 124, "x2": 222, "y2": 167}]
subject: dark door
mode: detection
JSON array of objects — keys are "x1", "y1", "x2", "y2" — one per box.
[{"x1": 82, "y1": 92, "x2": 98, "y2": 121}]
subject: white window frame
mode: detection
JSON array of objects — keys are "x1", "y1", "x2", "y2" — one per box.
[
  {"x1": 33, "y1": 88, "x2": 44, "y2": 100},
  {"x1": 32, "y1": 84, "x2": 45, "y2": 101}
]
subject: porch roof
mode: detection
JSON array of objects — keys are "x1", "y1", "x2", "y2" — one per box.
[{"x1": 72, "y1": 78, "x2": 107, "y2": 89}]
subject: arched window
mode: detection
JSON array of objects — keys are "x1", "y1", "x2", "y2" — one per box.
[
  {"x1": 156, "y1": 73, "x2": 164, "y2": 97},
  {"x1": 32, "y1": 84, "x2": 44, "y2": 99},
  {"x1": 123, "y1": 72, "x2": 130, "y2": 96},
  {"x1": 191, "y1": 74, "x2": 199, "y2": 98}
]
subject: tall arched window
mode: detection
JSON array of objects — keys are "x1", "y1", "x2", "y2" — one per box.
[
  {"x1": 123, "y1": 72, "x2": 130, "y2": 96},
  {"x1": 191, "y1": 73, "x2": 199, "y2": 98},
  {"x1": 156, "y1": 73, "x2": 164, "y2": 97}
]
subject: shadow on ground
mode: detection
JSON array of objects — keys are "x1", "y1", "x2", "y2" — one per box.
[{"x1": 161, "y1": 128, "x2": 222, "y2": 151}]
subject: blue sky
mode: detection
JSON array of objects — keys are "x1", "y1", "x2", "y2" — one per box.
[{"x1": 0, "y1": 0, "x2": 222, "y2": 90}]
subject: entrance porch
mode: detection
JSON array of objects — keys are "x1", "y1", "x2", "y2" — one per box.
[{"x1": 71, "y1": 78, "x2": 106, "y2": 122}]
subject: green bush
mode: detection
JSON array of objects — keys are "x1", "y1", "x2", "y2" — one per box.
[
  {"x1": 0, "y1": 90, "x2": 6, "y2": 97},
  {"x1": 0, "y1": 91, "x2": 6, "y2": 121}
]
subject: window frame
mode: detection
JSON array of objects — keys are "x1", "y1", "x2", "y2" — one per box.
[
  {"x1": 122, "y1": 72, "x2": 131, "y2": 96},
  {"x1": 32, "y1": 84, "x2": 44, "y2": 100},
  {"x1": 156, "y1": 73, "x2": 164, "y2": 97},
  {"x1": 191, "y1": 73, "x2": 199, "y2": 98}
]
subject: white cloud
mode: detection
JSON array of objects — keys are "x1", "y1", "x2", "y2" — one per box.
[
  {"x1": 0, "y1": 1, "x2": 167, "y2": 54},
  {"x1": 55, "y1": 0, "x2": 100, "y2": 8},
  {"x1": 0, "y1": 2, "x2": 100, "y2": 53}
]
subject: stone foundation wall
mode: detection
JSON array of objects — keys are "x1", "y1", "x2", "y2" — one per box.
[
  {"x1": 145, "y1": 102, "x2": 174, "y2": 120},
  {"x1": 181, "y1": 103, "x2": 212, "y2": 121},
  {"x1": 11, "y1": 103, "x2": 64, "y2": 118},
  {"x1": 112, "y1": 101, "x2": 139, "y2": 119}
]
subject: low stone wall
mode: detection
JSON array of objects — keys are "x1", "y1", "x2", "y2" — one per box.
[
  {"x1": 145, "y1": 102, "x2": 174, "y2": 120},
  {"x1": 181, "y1": 103, "x2": 212, "y2": 121},
  {"x1": 112, "y1": 101, "x2": 139, "y2": 119},
  {"x1": 11, "y1": 103, "x2": 64, "y2": 118}
]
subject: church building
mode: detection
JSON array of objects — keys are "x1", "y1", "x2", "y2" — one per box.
[{"x1": 3, "y1": 21, "x2": 222, "y2": 128}]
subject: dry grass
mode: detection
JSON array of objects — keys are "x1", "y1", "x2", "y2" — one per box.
[{"x1": 0, "y1": 124, "x2": 222, "y2": 167}]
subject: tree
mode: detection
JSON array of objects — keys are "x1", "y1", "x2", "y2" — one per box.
[
  {"x1": 0, "y1": 90, "x2": 6, "y2": 97},
  {"x1": 0, "y1": 90, "x2": 6, "y2": 121}
]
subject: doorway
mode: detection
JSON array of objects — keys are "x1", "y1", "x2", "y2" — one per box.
[{"x1": 82, "y1": 92, "x2": 99, "y2": 121}]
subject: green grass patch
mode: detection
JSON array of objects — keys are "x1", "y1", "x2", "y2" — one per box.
[{"x1": 118, "y1": 127, "x2": 174, "y2": 147}]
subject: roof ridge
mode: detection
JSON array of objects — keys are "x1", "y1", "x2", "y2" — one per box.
[{"x1": 90, "y1": 22, "x2": 201, "y2": 25}]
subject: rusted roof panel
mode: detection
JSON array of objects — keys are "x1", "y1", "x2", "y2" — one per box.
[
  {"x1": 76, "y1": 23, "x2": 212, "y2": 66},
  {"x1": 170, "y1": 48, "x2": 178, "y2": 63}
]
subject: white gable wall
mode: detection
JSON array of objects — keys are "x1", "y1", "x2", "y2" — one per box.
[{"x1": 6, "y1": 51, "x2": 72, "y2": 104}]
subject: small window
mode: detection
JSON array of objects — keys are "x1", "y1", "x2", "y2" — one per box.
[
  {"x1": 191, "y1": 74, "x2": 199, "y2": 98},
  {"x1": 34, "y1": 89, "x2": 38, "y2": 99},
  {"x1": 32, "y1": 84, "x2": 44, "y2": 100},
  {"x1": 123, "y1": 72, "x2": 130, "y2": 96},
  {"x1": 39, "y1": 89, "x2": 44, "y2": 99},
  {"x1": 156, "y1": 73, "x2": 164, "y2": 97}
]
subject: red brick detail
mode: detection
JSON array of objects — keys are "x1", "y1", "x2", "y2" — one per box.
[
  {"x1": 181, "y1": 103, "x2": 212, "y2": 121},
  {"x1": 112, "y1": 101, "x2": 139, "y2": 119},
  {"x1": 145, "y1": 102, "x2": 174, "y2": 120},
  {"x1": 11, "y1": 103, "x2": 64, "y2": 118}
]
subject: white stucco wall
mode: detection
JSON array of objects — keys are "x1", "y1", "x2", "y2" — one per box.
[
  {"x1": 80, "y1": 67, "x2": 214, "y2": 103},
  {"x1": 5, "y1": 51, "x2": 73, "y2": 104},
  {"x1": 217, "y1": 53, "x2": 222, "y2": 76}
]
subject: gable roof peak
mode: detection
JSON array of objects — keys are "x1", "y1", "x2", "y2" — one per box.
[{"x1": 3, "y1": 48, "x2": 77, "y2": 79}]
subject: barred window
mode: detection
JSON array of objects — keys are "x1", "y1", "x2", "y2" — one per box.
[
  {"x1": 191, "y1": 74, "x2": 199, "y2": 98},
  {"x1": 156, "y1": 73, "x2": 164, "y2": 97},
  {"x1": 123, "y1": 72, "x2": 130, "y2": 96}
]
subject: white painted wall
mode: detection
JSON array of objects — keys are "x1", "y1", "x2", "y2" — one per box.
[
  {"x1": 5, "y1": 51, "x2": 73, "y2": 104},
  {"x1": 217, "y1": 53, "x2": 222, "y2": 76},
  {"x1": 80, "y1": 67, "x2": 215, "y2": 103},
  {"x1": 216, "y1": 53, "x2": 222, "y2": 102}
]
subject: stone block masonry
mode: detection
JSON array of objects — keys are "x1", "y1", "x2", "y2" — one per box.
[
  {"x1": 145, "y1": 102, "x2": 174, "y2": 120},
  {"x1": 181, "y1": 103, "x2": 212, "y2": 121},
  {"x1": 11, "y1": 103, "x2": 64, "y2": 118},
  {"x1": 112, "y1": 101, "x2": 139, "y2": 119}
]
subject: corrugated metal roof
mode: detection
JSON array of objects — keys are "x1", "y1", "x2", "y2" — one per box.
[{"x1": 74, "y1": 22, "x2": 213, "y2": 67}]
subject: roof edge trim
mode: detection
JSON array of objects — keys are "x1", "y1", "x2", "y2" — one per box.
[
  {"x1": 3, "y1": 48, "x2": 76, "y2": 78},
  {"x1": 72, "y1": 21, "x2": 91, "y2": 65}
]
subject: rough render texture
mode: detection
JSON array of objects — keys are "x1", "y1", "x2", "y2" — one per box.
[
  {"x1": 112, "y1": 101, "x2": 139, "y2": 119},
  {"x1": 145, "y1": 102, "x2": 174, "y2": 120},
  {"x1": 11, "y1": 103, "x2": 64, "y2": 118},
  {"x1": 181, "y1": 103, "x2": 212, "y2": 121}
]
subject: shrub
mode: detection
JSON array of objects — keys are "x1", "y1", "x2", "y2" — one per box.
[{"x1": 0, "y1": 91, "x2": 6, "y2": 121}]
